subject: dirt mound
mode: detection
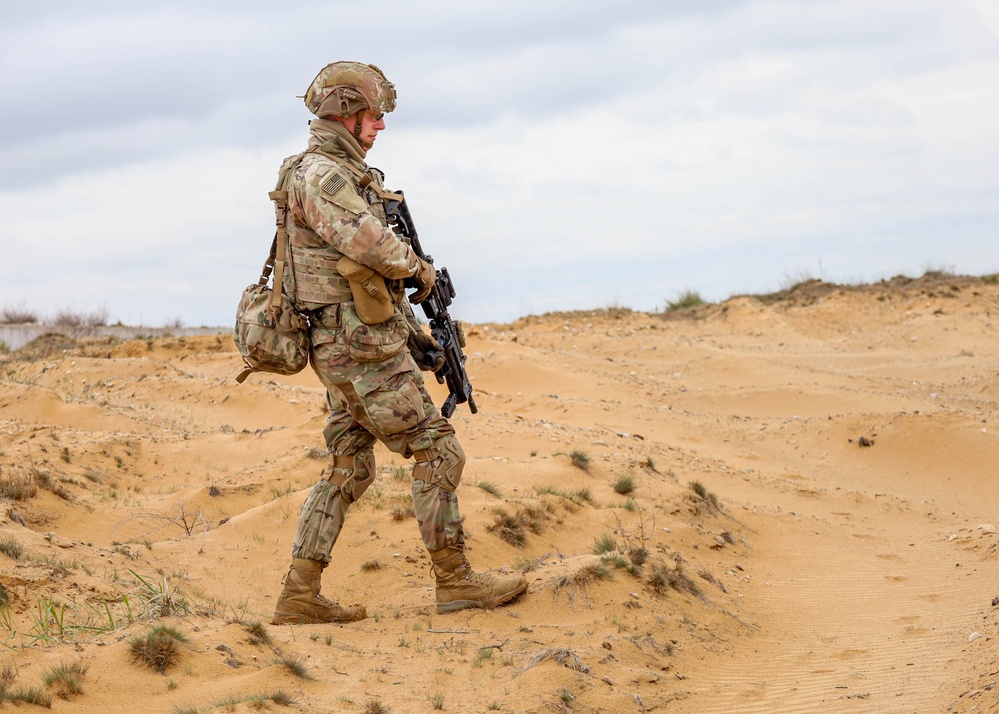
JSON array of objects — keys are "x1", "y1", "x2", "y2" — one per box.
[{"x1": 9, "y1": 332, "x2": 79, "y2": 361}]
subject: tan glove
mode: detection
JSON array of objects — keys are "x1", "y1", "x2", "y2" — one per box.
[
  {"x1": 409, "y1": 258, "x2": 436, "y2": 304},
  {"x1": 407, "y1": 330, "x2": 445, "y2": 371}
]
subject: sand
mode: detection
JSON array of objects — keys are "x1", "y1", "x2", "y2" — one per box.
[{"x1": 0, "y1": 272, "x2": 995, "y2": 713}]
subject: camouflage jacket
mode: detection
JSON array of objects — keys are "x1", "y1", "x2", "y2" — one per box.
[{"x1": 279, "y1": 131, "x2": 419, "y2": 312}]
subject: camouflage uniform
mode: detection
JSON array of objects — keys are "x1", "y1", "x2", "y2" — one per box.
[
  {"x1": 272, "y1": 63, "x2": 525, "y2": 623},
  {"x1": 282, "y1": 73, "x2": 465, "y2": 563}
]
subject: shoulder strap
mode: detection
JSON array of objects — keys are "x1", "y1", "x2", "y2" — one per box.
[
  {"x1": 267, "y1": 189, "x2": 290, "y2": 310},
  {"x1": 308, "y1": 147, "x2": 403, "y2": 203}
]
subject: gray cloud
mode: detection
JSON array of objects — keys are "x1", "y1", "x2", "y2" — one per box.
[
  {"x1": 1, "y1": 0, "x2": 753, "y2": 186},
  {"x1": 1, "y1": 0, "x2": 997, "y2": 326}
]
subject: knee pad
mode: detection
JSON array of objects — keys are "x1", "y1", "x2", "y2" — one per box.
[
  {"x1": 412, "y1": 434, "x2": 465, "y2": 492},
  {"x1": 338, "y1": 449, "x2": 376, "y2": 505}
]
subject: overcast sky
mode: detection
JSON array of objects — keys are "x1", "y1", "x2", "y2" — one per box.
[{"x1": 1, "y1": 0, "x2": 997, "y2": 327}]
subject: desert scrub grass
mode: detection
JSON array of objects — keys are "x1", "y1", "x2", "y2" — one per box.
[
  {"x1": 474, "y1": 480, "x2": 502, "y2": 498},
  {"x1": 25, "y1": 464, "x2": 72, "y2": 501},
  {"x1": 488, "y1": 502, "x2": 553, "y2": 546},
  {"x1": 601, "y1": 553, "x2": 639, "y2": 577},
  {"x1": 364, "y1": 699, "x2": 390, "y2": 714},
  {"x1": 52, "y1": 306, "x2": 109, "y2": 331},
  {"x1": 361, "y1": 559, "x2": 383, "y2": 571},
  {"x1": 260, "y1": 691, "x2": 296, "y2": 707},
  {"x1": 646, "y1": 560, "x2": 702, "y2": 599},
  {"x1": 0, "y1": 660, "x2": 15, "y2": 685},
  {"x1": 428, "y1": 692, "x2": 445, "y2": 710},
  {"x1": 390, "y1": 465, "x2": 410, "y2": 481},
  {"x1": 129, "y1": 624, "x2": 188, "y2": 673},
  {"x1": 592, "y1": 533, "x2": 617, "y2": 555},
  {"x1": 0, "y1": 304, "x2": 39, "y2": 324},
  {"x1": 513, "y1": 554, "x2": 543, "y2": 572},
  {"x1": 666, "y1": 290, "x2": 705, "y2": 312},
  {"x1": 534, "y1": 485, "x2": 593, "y2": 507},
  {"x1": 523, "y1": 647, "x2": 590, "y2": 674},
  {"x1": 390, "y1": 504, "x2": 415, "y2": 521},
  {"x1": 42, "y1": 659, "x2": 89, "y2": 699},
  {"x1": 628, "y1": 546, "x2": 649, "y2": 567},
  {"x1": 243, "y1": 620, "x2": 271, "y2": 646},
  {"x1": 698, "y1": 568, "x2": 728, "y2": 593},
  {"x1": 274, "y1": 654, "x2": 314, "y2": 680},
  {"x1": 128, "y1": 569, "x2": 190, "y2": 618},
  {"x1": 489, "y1": 508, "x2": 527, "y2": 546},
  {"x1": 569, "y1": 449, "x2": 591, "y2": 473},
  {"x1": 689, "y1": 480, "x2": 721, "y2": 512},
  {"x1": 0, "y1": 537, "x2": 25, "y2": 561},
  {"x1": 613, "y1": 473, "x2": 636, "y2": 496},
  {"x1": 0, "y1": 686, "x2": 52, "y2": 707},
  {"x1": 217, "y1": 691, "x2": 297, "y2": 710},
  {"x1": 0, "y1": 464, "x2": 38, "y2": 501},
  {"x1": 472, "y1": 647, "x2": 494, "y2": 668},
  {"x1": 552, "y1": 560, "x2": 612, "y2": 605}
]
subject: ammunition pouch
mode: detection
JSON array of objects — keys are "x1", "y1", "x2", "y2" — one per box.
[{"x1": 336, "y1": 256, "x2": 394, "y2": 325}]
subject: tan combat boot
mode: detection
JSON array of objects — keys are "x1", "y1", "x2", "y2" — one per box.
[
  {"x1": 271, "y1": 558, "x2": 366, "y2": 625},
  {"x1": 430, "y1": 548, "x2": 528, "y2": 614}
]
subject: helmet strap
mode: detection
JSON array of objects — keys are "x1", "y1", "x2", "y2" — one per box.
[{"x1": 352, "y1": 111, "x2": 365, "y2": 143}]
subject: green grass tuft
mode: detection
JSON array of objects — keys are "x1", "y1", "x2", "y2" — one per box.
[
  {"x1": 689, "y1": 480, "x2": 721, "y2": 511},
  {"x1": 592, "y1": 533, "x2": 617, "y2": 555},
  {"x1": 666, "y1": 290, "x2": 705, "y2": 312},
  {"x1": 244, "y1": 620, "x2": 271, "y2": 646},
  {"x1": 0, "y1": 538, "x2": 25, "y2": 561},
  {"x1": 569, "y1": 449, "x2": 591, "y2": 472},
  {"x1": 129, "y1": 625, "x2": 188, "y2": 673},
  {"x1": 613, "y1": 473, "x2": 636, "y2": 495},
  {"x1": 475, "y1": 480, "x2": 502, "y2": 498},
  {"x1": 1, "y1": 686, "x2": 52, "y2": 707},
  {"x1": 42, "y1": 659, "x2": 88, "y2": 699},
  {"x1": 274, "y1": 655, "x2": 314, "y2": 681}
]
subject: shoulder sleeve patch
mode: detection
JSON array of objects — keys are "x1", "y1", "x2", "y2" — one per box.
[
  {"x1": 320, "y1": 173, "x2": 346, "y2": 196},
  {"x1": 317, "y1": 169, "x2": 366, "y2": 214}
]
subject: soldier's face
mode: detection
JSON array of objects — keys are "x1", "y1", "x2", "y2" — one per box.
[{"x1": 348, "y1": 110, "x2": 386, "y2": 149}]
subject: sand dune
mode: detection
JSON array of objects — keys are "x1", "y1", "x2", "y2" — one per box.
[{"x1": 0, "y1": 273, "x2": 995, "y2": 712}]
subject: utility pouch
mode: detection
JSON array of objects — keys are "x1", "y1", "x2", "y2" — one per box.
[
  {"x1": 340, "y1": 303, "x2": 408, "y2": 362},
  {"x1": 233, "y1": 189, "x2": 309, "y2": 383},
  {"x1": 336, "y1": 256, "x2": 394, "y2": 325}
]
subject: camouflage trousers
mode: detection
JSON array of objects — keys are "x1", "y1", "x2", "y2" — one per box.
[{"x1": 291, "y1": 312, "x2": 465, "y2": 562}]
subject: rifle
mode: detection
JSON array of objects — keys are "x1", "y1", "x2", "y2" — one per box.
[{"x1": 385, "y1": 191, "x2": 478, "y2": 418}]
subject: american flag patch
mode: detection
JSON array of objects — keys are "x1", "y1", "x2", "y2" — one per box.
[{"x1": 320, "y1": 173, "x2": 347, "y2": 196}]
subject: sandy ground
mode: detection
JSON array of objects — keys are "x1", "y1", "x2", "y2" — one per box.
[{"x1": 0, "y1": 273, "x2": 996, "y2": 713}]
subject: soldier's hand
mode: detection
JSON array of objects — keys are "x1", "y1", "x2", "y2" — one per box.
[
  {"x1": 407, "y1": 330, "x2": 445, "y2": 371},
  {"x1": 409, "y1": 258, "x2": 436, "y2": 304}
]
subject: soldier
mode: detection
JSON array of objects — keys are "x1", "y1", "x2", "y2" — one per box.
[{"x1": 271, "y1": 61, "x2": 527, "y2": 624}]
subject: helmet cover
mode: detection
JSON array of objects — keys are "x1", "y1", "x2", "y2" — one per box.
[{"x1": 304, "y1": 61, "x2": 397, "y2": 118}]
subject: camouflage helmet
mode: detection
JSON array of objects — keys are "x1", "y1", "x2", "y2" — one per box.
[{"x1": 304, "y1": 61, "x2": 397, "y2": 119}]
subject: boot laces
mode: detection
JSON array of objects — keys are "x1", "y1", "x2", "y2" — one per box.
[
  {"x1": 315, "y1": 593, "x2": 343, "y2": 611},
  {"x1": 464, "y1": 570, "x2": 494, "y2": 587}
]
